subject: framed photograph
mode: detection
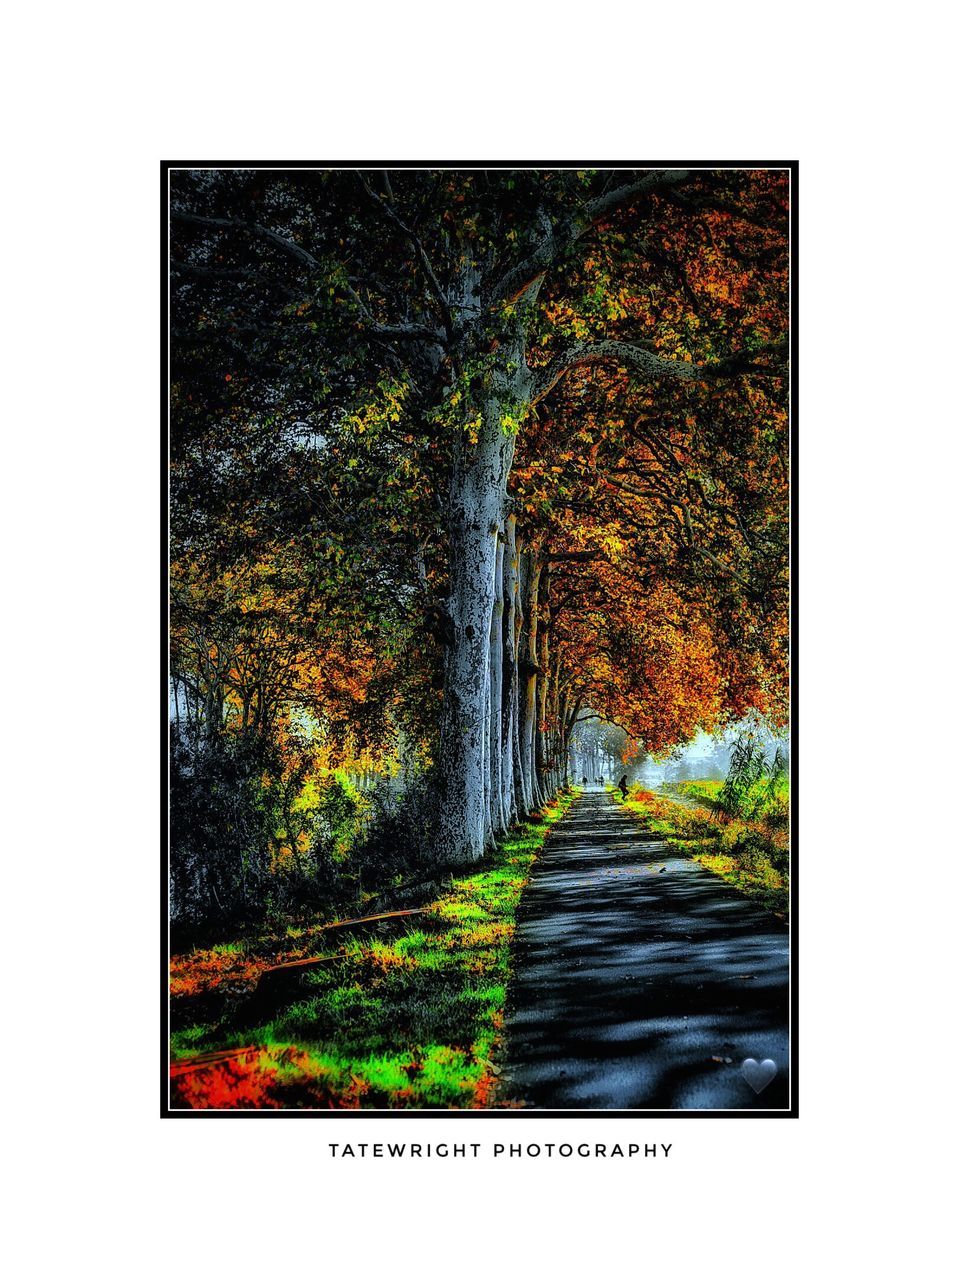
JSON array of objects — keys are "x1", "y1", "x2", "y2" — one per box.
[{"x1": 163, "y1": 163, "x2": 795, "y2": 1116}]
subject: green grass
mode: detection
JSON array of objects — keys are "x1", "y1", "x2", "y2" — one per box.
[
  {"x1": 665, "y1": 775, "x2": 789, "y2": 821},
  {"x1": 665, "y1": 773, "x2": 783, "y2": 824},
  {"x1": 623, "y1": 781, "x2": 789, "y2": 918},
  {"x1": 170, "y1": 789, "x2": 578, "y2": 1109},
  {"x1": 209, "y1": 940, "x2": 247, "y2": 956},
  {"x1": 664, "y1": 778, "x2": 724, "y2": 804}
]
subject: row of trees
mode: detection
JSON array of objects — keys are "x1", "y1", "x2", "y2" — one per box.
[
  {"x1": 569, "y1": 719, "x2": 643, "y2": 785},
  {"x1": 170, "y1": 167, "x2": 789, "y2": 920}
]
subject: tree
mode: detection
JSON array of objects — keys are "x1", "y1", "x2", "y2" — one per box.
[{"x1": 170, "y1": 167, "x2": 788, "y2": 867}]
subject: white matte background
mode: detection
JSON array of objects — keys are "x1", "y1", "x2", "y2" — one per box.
[{"x1": 3, "y1": 3, "x2": 953, "y2": 1275}]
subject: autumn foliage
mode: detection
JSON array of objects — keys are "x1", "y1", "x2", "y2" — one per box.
[
  {"x1": 169, "y1": 166, "x2": 788, "y2": 920},
  {"x1": 168, "y1": 166, "x2": 789, "y2": 1111}
]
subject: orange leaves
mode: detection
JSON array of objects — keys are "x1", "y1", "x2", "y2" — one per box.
[
  {"x1": 169, "y1": 946, "x2": 262, "y2": 998},
  {"x1": 509, "y1": 235, "x2": 787, "y2": 752},
  {"x1": 170, "y1": 1046, "x2": 344, "y2": 1110},
  {"x1": 550, "y1": 562, "x2": 729, "y2": 755},
  {"x1": 171, "y1": 1050, "x2": 283, "y2": 1110}
]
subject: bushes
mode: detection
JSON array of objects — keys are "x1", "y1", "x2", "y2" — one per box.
[
  {"x1": 170, "y1": 791, "x2": 577, "y2": 1109},
  {"x1": 716, "y1": 820, "x2": 789, "y2": 879},
  {"x1": 621, "y1": 781, "x2": 789, "y2": 917},
  {"x1": 718, "y1": 737, "x2": 789, "y2": 822},
  {"x1": 312, "y1": 772, "x2": 368, "y2": 862},
  {"x1": 280, "y1": 770, "x2": 436, "y2": 909},
  {"x1": 171, "y1": 727, "x2": 440, "y2": 937},
  {"x1": 170, "y1": 731, "x2": 368, "y2": 934},
  {"x1": 170, "y1": 730, "x2": 279, "y2": 931},
  {"x1": 346, "y1": 772, "x2": 436, "y2": 883}
]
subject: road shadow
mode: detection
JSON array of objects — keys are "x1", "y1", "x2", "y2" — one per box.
[{"x1": 502, "y1": 791, "x2": 789, "y2": 1110}]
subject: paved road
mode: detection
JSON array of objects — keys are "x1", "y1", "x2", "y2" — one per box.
[{"x1": 502, "y1": 788, "x2": 790, "y2": 1110}]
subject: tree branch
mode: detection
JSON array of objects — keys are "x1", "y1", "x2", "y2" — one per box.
[
  {"x1": 171, "y1": 259, "x2": 290, "y2": 289},
  {"x1": 492, "y1": 169, "x2": 692, "y2": 304},
  {"x1": 705, "y1": 338, "x2": 788, "y2": 378},
  {"x1": 171, "y1": 210, "x2": 320, "y2": 270},
  {"x1": 339, "y1": 274, "x2": 444, "y2": 345},
  {"x1": 355, "y1": 175, "x2": 455, "y2": 340},
  {"x1": 586, "y1": 169, "x2": 692, "y2": 223},
  {"x1": 533, "y1": 340, "x2": 699, "y2": 402},
  {"x1": 532, "y1": 337, "x2": 787, "y2": 403}
]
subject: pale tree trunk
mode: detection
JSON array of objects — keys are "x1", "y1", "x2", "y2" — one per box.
[
  {"x1": 535, "y1": 565, "x2": 552, "y2": 801},
  {"x1": 482, "y1": 659, "x2": 493, "y2": 846},
  {"x1": 556, "y1": 666, "x2": 569, "y2": 792},
  {"x1": 519, "y1": 551, "x2": 544, "y2": 811},
  {"x1": 535, "y1": 639, "x2": 549, "y2": 799},
  {"x1": 548, "y1": 647, "x2": 563, "y2": 796},
  {"x1": 512, "y1": 708, "x2": 527, "y2": 819},
  {"x1": 434, "y1": 404, "x2": 514, "y2": 864},
  {"x1": 501, "y1": 515, "x2": 520, "y2": 826},
  {"x1": 432, "y1": 267, "x2": 538, "y2": 859},
  {"x1": 564, "y1": 696, "x2": 582, "y2": 788},
  {"x1": 512, "y1": 535, "x2": 530, "y2": 816},
  {"x1": 489, "y1": 527, "x2": 509, "y2": 834},
  {"x1": 550, "y1": 661, "x2": 564, "y2": 795}
]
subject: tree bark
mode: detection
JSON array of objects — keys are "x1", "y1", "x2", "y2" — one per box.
[
  {"x1": 520, "y1": 550, "x2": 545, "y2": 811},
  {"x1": 488, "y1": 535, "x2": 507, "y2": 835},
  {"x1": 511, "y1": 532, "x2": 529, "y2": 817},
  {"x1": 433, "y1": 395, "x2": 520, "y2": 862},
  {"x1": 500, "y1": 516, "x2": 519, "y2": 825},
  {"x1": 432, "y1": 270, "x2": 536, "y2": 860},
  {"x1": 535, "y1": 564, "x2": 552, "y2": 801}
]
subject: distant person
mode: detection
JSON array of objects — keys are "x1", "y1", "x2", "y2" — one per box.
[
  {"x1": 599, "y1": 775, "x2": 604, "y2": 785},
  {"x1": 582, "y1": 774, "x2": 588, "y2": 785},
  {"x1": 617, "y1": 773, "x2": 629, "y2": 801}
]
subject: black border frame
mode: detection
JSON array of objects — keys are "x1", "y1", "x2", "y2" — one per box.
[{"x1": 161, "y1": 160, "x2": 798, "y2": 1119}]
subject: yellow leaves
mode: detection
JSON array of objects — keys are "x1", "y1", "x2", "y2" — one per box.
[
  {"x1": 269, "y1": 842, "x2": 295, "y2": 874},
  {"x1": 604, "y1": 288, "x2": 631, "y2": 323},
  {"x1": 599, "y1": 530, "x2": 627, "y2": 562},
  {"x1": 345, "y1": 376, "x2": 410, "y2": 438}
]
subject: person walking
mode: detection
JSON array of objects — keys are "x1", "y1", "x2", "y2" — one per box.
[{"x1": 617, "y1": 773, "x2": 629, "y2": 802}]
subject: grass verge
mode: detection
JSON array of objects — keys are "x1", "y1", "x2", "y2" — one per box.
[
  {"x1": 169, "y1": 789, "x2": 577, "y2": 1110},
  {"x1": 619, "y1": 782, "x2": 789, "y2": 919}
]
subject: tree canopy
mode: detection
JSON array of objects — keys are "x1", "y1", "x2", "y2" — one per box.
[{"x1": 169, "y1": 166, "x2": 789, "y2": 922}]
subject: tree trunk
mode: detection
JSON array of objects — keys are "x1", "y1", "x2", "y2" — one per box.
[
  {"x1": 519, "y1": 550, "x2": 544, "y2": 811},
  {"x1": 501, "y1": 515, "x2": 520, "y2": 826},
  {"x1": 512, "y1": 534, "x2": 530, "y2": 816},
  {"x1": 432, "y1": 270, "x2": 537, "y2": 860},
  {"x1": 535, "y1": 565, "x2": 552, "y2": 801},
  {"x1": 482, "y1": 658, "x2": 493, "y2": 846},
  {"x1": 434, "y1": 402, "x2": 516, "y2": 865},
  {"x1": 490, "y1": 526, "x2": 509, "y2": 834}
]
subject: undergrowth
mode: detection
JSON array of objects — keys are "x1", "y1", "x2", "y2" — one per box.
[
  {"x1": 169, "y1": 789, "x2": 577, "y2": 1110},
  {"x1": 622, "y1": 782, "x2": 789, "y2": 918}
]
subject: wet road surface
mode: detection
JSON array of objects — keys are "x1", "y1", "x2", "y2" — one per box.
[{"x1": 502, "y1": 789, "x2": 790, "y2": 1110}]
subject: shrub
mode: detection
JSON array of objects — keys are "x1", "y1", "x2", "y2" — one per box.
[
  {"x1": 347, "y1": 772, "x2": 437, "y2": 883},
  {"x1": 170, "y1": 730, "x2": 373, "y2": 934},
  {"x1": 170, "y1": 729, "x2": 280, "y2": 930}
]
